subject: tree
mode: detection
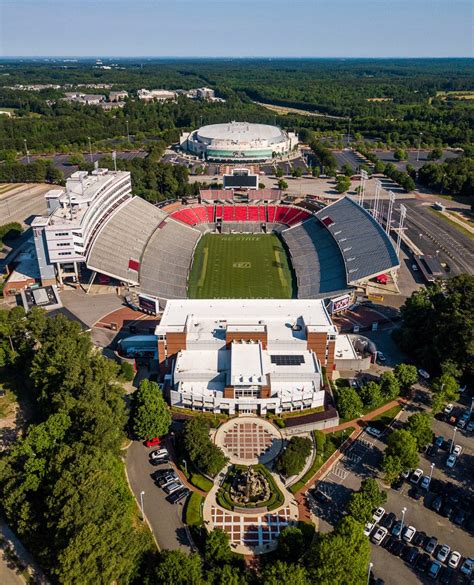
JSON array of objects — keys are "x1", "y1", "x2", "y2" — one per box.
[
  {"x1": 275, "y1": 436, "x2": 312, "y2": 477},
  {"x1": 120, "y1": 361, "x2": 135, "y2": 381},
  {"x1": 381, "y1": 454, "x2": 403, "y2": 484},
  {"x1": 311, "y1": 166, "x2": 320, "y2": 178},
  {"x1": 341, "y1": 163, "x2": 354, "y2": 177},
  {"x1": 431, "y1": 373, "x2": 460, "y2": 413},
  {"x1": 276, "y1": 166, "x2": 284, "y2": 178},
  {"x1": 347, "y1": 478, "x2": 386, "y2": 523},
  {"x1": 153, "y1": 550, "x2": 204, "y2": 585},
  {"x1": 379, "y1": 371, "x2": 401, "y2": 400},
  {"x1": 394, "y1": 364, "x2": 418, "y2": 389},
  {"x1": 308, "y1": 516, "x2": 370, "y2": 585},
  {"x1": 383, "y1": 429, "x2": 419, "y2": 474},
  {"x1": 277, "y1": 526, "x2": 305, "y2": 562},
  {"x1": 335, "y1": 175, "x2": 351, "y2": 193},
  {"x1": 291, "y1": 167, "x2": 302, "y2": 178},
  {"x1": 209, "y1": 564, "x2": 247, "y2": 585},
  {"x1": 428, "y1": 148, "x2": 443, "y2": 161},
  {"x1": 358, "y1": 381, "x2": 383, "y2": 409},
  {"x1": 260, "y1": 561, "x2": 309, "y2": 585},
  {"x1": 277, "y1": 178, "x2": 288, "y2": 191},
  {"x1": 132, "y1": 379, "x2": 171, "y2": 440},
  {"x1": 335, "y1": 387, "x2": 363, "y2": 420},
  {"x1": 405, "y1": 412, "x2": 433, "y2": 450},
  {"x1": 204, "y1": 529, "x2": 232, "y2": 566},
  {"x1": 394, "y1": 148, "x2": 407, "y2": 161},
  {"x1": 183, "y1": 416, "x2": 228, "y2": 477}
]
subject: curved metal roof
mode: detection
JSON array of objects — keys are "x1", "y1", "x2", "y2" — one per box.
[{"x1": 196, "y1": 122, "x2": 285, "y2": 145}]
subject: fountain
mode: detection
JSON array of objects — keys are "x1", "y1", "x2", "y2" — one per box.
[{"x1": 229, "y1": 466, "x2": 271, "y2": 506}]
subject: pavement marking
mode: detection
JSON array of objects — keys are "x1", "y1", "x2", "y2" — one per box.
[{"x1": 330, "y1": 466, "x2": 349, "y2": 480}]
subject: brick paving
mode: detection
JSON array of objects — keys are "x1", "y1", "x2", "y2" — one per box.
[{"x1": 223, "y1": 422, "x2": 275, "y2": 461}]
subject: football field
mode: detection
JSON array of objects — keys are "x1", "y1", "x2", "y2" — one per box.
[{"x1": 187, "y1": 233, "x2": 294, "y2": 298}]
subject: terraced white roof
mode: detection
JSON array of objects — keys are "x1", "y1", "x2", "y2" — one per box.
[{"x1": 196, "y1": 122, "x2": 285, "y2": 145}]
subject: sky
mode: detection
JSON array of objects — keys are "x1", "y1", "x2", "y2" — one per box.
[{"x1": 0, "y1": 0, "x2": 472, "y2": 58}]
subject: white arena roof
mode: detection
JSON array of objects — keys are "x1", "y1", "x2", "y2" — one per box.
[{"x1": 196, "y1": 122, "x2": 285, "y2": 144}]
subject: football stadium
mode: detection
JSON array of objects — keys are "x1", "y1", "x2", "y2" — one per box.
[
  {"x1": 29, "y1": 168, "x2": 400, "y2": 306},
  {"x1": 179, "y1": 121, "x2": 298, "y2": 161}
]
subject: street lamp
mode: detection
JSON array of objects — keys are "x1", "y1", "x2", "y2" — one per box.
[
  {"x1": 23, "y1": 139, "x2": 30, "y2": 164},
  {"x1": 140, "y1": 490, "x2": 145, "y2": 517},
  {"x1": 126, "y1": 119, "x2": 130, "y2": 143},
  {"x1": 429, "y1": 462, "x2": 435, "y2": 481},
  {"x1": 450, "y1": 427, "x2": 457, "y2": 453},
  {"x1": 88, "y1": 136, "x2": 93, "y2": 163},
  {"x1": 400, "y1": 506, "x2": 407, "y2": 539},
  {"x1": 416, "y1": 132, "x2": 423, "y2": 162},
  {"x1": 367, "y1": 562, "x2": 373, "y2": 585},
  {"x1": 182, "y1": 459, "x2": 188, "y2": 475}
]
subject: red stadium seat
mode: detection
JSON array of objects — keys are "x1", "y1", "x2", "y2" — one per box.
[
  {"x1": 234, "y1": 206, "x2": 247, "y2": 221},
  {"x1": 267, "y1": 205, "x2": 277, "y2": 222},
  {"x1": 215, "y1": 205, "x2": 223, "y2": 220},
  {"x1": 206, "y1": 206, "x2": 215, "y2": 222},
  {"x1": 248, "y1": 206, "x2": 259, "y2": 221},
  {"x1": 223, "y1": 207, "x2": 234, "y2": 221}
]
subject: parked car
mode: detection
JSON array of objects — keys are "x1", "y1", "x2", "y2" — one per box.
[
  {"x1": 403, "y1": 546, "x2": 419, "y2": 565},
  {"x1": 382, "y1": 512, "x2": 396, "y2": 530},
  {"x1": 446, "y1": 454, "x2": 457, "y2": 468},
  {"x1": 163, "y1": 481, "x2": 183, "y2": 495},
  {"x1": 420, "y1": 476, "x2": 431, "y2": 490},
  {"x1": 371, "y1": 526, "x2": 388, "y2": 546},
  {"x1": 466, "y1": 421, "x2": 474, "y2": 433},
  {"x1": 460, "y1": 557, "x2": 474, "y2": 576},
  {"x1": 456, "y1": 412, "x2": 469, "y2": 428},
  {"x1": 391, "y1": 540, "x2": 405, "y2": 556},
  {"x1": 425, "y1": 537, "x2": 438, "y2": 555},
  {"x1": 448, "y1": 551, "x2": 461, "y2": 569},
  {"x1": 411, "y1": 468, "x2": 423, "y2": 484},
  {"x1": 146, "y1": 437, "x2": 161, "y2": 448},
  {"x1": 373, "y1": 507, "x2": 385, "y2": 524},
  {"x1": 415, "y1": 553, "x2": 431, "y2": 572},
  {"x1": 426, "y1": 444, "x2": 439, "y2": 458},
  {"x1": 439, "y1": 567, "x2": 454, "y2": 585},
  {"x1": 413, "y1": 531, "x2": 427, "y2": 548},
  {"x1": 441, "y1": 501, "x2": 455, "y2": 518},
  {"x1": 150, "y1": 455, "x2": 170, "y2": 466},
  {"x1": 377, "y1": 352, "x2": 386, "y2": 363},
  {"x1": 364, "y1": 521, "x2": 375, "y2": 536},
  {"x1": 401, "y1": 469, "x2": 411, "y2": 479},
  {"x1": 443, "y1": 404, "x2": 454, "y2": 416},
  {"x1": 437, "y1": 544, "x2": 451, "y2": 563},
  {"x1": 427, "y1": 561, "x2": 441, "y2": 580},
  {"x1": 418, "y1": 369, "x2": 430, "y2": 380},
  {"x1": 150, "y1": 448, "x2": 168, "y2": 460},
  {"x1": 434, "y1": 436, "x2": 444, "y2": 448},
  {"x1": 383, "y1": 536, "x2": 396, "y2": 551},
  {"x1": 391, "y1": 521, "x2": 403, "y2": 537},
  {"x1": 452, "y1": 508, "x2": 467, "y2": 526},
  {"x1": 402, "y1": 525, "x2": 416, "y2": 543},
  {"x1": 366, "y1": 427, "x2": 382, "y2": 438},
  {"x1": 431, "y1": 496, "x2": 443, "y2": 512},
  {"x1": 409, "y1": 486, "x2": 423, "y2": 500},
  {"x1": 452, "y1": 444, "x2": 462, "y2": 456},
  {"x1": 156, "y1": 473, "x2": 177, "y2": 488},
  {"x1": 167, "y1": 487, "x2": 189, "y2": 504}
]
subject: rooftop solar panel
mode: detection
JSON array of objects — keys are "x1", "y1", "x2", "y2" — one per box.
[{"x1": 270, "y1": 355, "x2": 305, "y2": 366}]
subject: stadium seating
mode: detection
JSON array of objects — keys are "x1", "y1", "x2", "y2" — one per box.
[
  {"x1": 140, "y1": 218, "x2": 201, "y2": 299},
  {"x1": 281, "y1": 218, "x2": 348, "y2": 297},
  {"x1": 87, "y1": 197, "x2": 168, "y2": 283}
]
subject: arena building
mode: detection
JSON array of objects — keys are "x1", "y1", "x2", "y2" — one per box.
[
  {"x1": 180, "y1": 121, "x2": 298, "y2": 161},
  {"x1": 156, "y1": 298, "x2": 363, "y2": 414}
]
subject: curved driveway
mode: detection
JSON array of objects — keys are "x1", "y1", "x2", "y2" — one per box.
[{"x1": 125, "y1": 441, "x2": 192, "y2": 552}]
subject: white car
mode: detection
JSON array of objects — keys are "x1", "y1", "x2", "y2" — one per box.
[
  {"x1": 418, "y1": 369, "x2": 430, "y2": 380},
  {"x1": 446, "y1": 454, "x2": 457, "y2": 468},
  {"x1": 150, "y1": 448, "x2": 168, "y2": 460},
  {"x1": 371, "y1": 526, "x2": 388, "y2": 546},
  {"x1": 363, "y1": 521, "x2": 375, "y2": 536},
  {"x1": 411, "y1": 468, "x2": 423, "y2": 484},
  {"x1": 402, "y1": 525, "x2": 416, "y2": 543},
  {"x1": 366, "y1": 427, "x2": 382, "y2": 438},
  {"x1": 443, "y1": 403, "x2": 454, "y2": 415},
  {"x1": 452, "y1": 444, "x2": 462, "y2": 456},
  {"x1": 448, "y1": 551, "x2": 461, "y2": 569},
  {"x1": 420, "y1": 476, "x2": 431, "y2": 490},
  {"x1": 411, "y1": 264, "x2": 419, "y2": 272},
  {"x1": 460, "y1": 557, "x2": 473, "y2": 576},
  {"x1": 437, "y1": 544, "x2": 451, "y2": 563},
  {"x1": 373, "y1": 507, "x2": 385, "y2": 524}
]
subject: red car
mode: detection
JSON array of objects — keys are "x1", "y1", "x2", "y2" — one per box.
[{"x1": 145, "y1": 437, "x2": 161, "y2": 448}]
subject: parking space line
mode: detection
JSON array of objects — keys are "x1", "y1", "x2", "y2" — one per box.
[{"x1": 330, "y1": 467, "x2": 349, "y2": 480}]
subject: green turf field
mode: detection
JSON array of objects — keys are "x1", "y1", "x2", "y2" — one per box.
[{"x1": 187, "y1": 233, "x2": 294, "y2": 298}]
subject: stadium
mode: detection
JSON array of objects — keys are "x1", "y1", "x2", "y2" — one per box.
[
  {"x1": 30, "y1": 168, "x2": 400, "y2": 306},
  {"x1": 179, "y1": 121, "x2": 298, "y2": 161}
]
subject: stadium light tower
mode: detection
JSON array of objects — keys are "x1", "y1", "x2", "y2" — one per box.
[
  {"x1": 359, "y1": 169, "x2": 368, "y2": 205},
  {"x1": 396, "y1": 204, "x2": 407, "y2": 259},
  {"x1": 416, "y1": 132, "x2": 423, "y2": 162},
  {"x1": 386, "y1": 191, "x2": 396, "y2": 234},
  {"x1": 23, "y1": 139, "x2": 30, "y2": 164},
  {"x1": 372, "y1": 179, "x2": 382, "y2": 222}
]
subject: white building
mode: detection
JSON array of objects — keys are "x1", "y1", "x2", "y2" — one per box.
[
  {"x1": 156, "y1": 299, "x2": 355, "y2": 415},
  {"x1": 109, "y1": 90, "x2": 128, "y2": 102},
  {"x1": 137, "y1": 89, "x2": 177, "y2": 102},
  {"x1": 32, "y1": 169, "x2": 132, "y2": 285}
]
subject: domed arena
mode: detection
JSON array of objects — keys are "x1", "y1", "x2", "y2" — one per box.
[{"x1": 180, "y1": 121, "x2": 298, "y2": 161}]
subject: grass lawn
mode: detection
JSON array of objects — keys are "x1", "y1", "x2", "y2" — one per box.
[
  {"x1": 185, "y1": 492, "x2": 204, "y2": 527},
  {"x1": 187, "y1": 233, "x2": 294, "y2": 298}
]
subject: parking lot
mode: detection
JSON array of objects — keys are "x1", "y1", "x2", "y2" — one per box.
[{"x1": 309, "y1": 387, "x2": 474, "y2": 584}]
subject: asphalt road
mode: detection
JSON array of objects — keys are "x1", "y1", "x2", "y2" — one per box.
[
  {"x1": 125, "y1": 441, "x2": 192, "y2": 552},
  {"x1": 373, "y1": 149, "x2": 461, "y2": 172},
  {"x1": 389, "y1": 199, "x2": 474, "y2": 276}
]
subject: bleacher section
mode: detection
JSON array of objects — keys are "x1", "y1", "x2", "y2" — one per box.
[
  {"x1": 171, "y1": 204, "x2": 311, "y2": 229},
  {"x1": 139, "y1": 219, "x2": 200, "y2": 299},
  {"x1": 315, "y1": 197, "x2": 400, "y2": 283},
  {"x1": 281, "y1": 218, "x2": 348, "y2": 297},
  {"x1": 87, "y1": 197, "x2": 167, "y2": 283}
]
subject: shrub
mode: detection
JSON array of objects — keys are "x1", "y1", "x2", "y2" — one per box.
[
  {"x1": 119, "y1": 361, "x2": 135, "y2": 381},
  {"x1": 184, "y1": 416, "x2": 228, "y2": 477}
]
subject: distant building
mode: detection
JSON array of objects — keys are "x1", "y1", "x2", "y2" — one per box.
[
  {"x1": 109, "y1": 90, "x2": 128, "y2": 102},
  {"x1": 82, "y1": 94, "x2": 106, "y2": 105},
  {"x1": 196, "y1": 87, "x2": 215, "y2": 100},
  {"x1": 137, "y1": 89, "x2": 177, "y2": 102}
]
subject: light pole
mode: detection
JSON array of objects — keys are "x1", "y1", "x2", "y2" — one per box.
[
  {"x1": 416, "y1": 132, "x2": 423, "y2": 162},
  {"x1": 400, "y1": 506, "x2": 407, "y2": 539},
  {"x1": 88, "y1": 136, "x2": 93, "y2": 163},
  {"x1": 126, "y1": 119, "x2": 130, "y2": 143},
  {"x1": 140, "y1": 490, "x2": 145, "y2": 517},
  {"x1": 469, "y1": 397, "x2": 474, "y2": 417},
  {"x1": 429, "y1": 462, "x2": 435, "y2": 481},
  {"x1": 23, "y1": 139, "x2": 30, "y2": 164},
  {"x1": 367, "y1": 562, "x2": 373, "y2": 585},
  {"x1": 182, "y1": 459, "x2": 188, "y2": 475},
  {"x1": 450, "y1": 427, "x2": 457, "y2": 453}
]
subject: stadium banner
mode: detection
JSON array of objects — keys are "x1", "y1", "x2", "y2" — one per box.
[
  {"x1": 138, "y1": 294, "x2": 159, "y2": 315},
  {"x1": 368, "y1": 294, "x2": 384, "y2": 302},
  {"x1": 329, "y1": 294, "x2": 351, "y2": 314}
]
